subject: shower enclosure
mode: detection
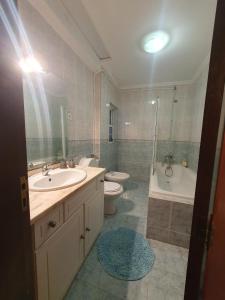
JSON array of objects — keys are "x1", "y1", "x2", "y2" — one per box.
[{"x1": 148, "y1": 85, "x2": 197, "y2": 248}]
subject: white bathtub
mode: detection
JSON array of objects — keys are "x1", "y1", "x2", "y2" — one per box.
[{"x1": 149, "y1": 163, "x2": 197, "y2": 205}]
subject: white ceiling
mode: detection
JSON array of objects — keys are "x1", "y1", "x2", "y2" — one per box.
[
  {"x1": 61, "y1": 0, "x2": 110, "y2": 59},
  {"x1": 80, "y1": 0, "x2": 217, "y2": 88}
]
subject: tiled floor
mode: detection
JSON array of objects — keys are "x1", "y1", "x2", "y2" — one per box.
[{"x1": 65, "y1": 181, "x2": 188, "y2": 300}]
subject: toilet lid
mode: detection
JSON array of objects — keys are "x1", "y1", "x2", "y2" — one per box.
[
  {"x1": 104, "y1": 181, "x2": 121, "y2": 192},
  {"x1": 105, "y1": 171, "x2": 130, "y2": 180}
]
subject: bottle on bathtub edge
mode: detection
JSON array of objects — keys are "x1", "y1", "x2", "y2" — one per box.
[{"x1": 181, "y1": 160, "x2": 188, "y2": 168}]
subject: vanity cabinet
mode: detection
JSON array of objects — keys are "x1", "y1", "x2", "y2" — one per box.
[
  {"x1": 35, "y1": 206, "x2": 84, "y2": 300},
  {"x1": 32, "y1": 173, "x2": 104, "y2": 300},
  {"x1": 85, "y1": 188, "x2": 104, "y2": 255}
]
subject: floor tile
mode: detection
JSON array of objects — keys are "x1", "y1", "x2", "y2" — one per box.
[
  {"x1": 65, "y1": 279, "x2": 106, "y2": 300},
  {"x1": 65, "y1": 180, "x2": 188, "y2": 300}
]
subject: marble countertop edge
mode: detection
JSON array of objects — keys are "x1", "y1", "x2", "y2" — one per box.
[{"x1": 29, "y1": 167, "x2": 105, "y2": 224}]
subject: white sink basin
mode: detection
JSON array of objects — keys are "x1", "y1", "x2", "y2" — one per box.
[{"x1": 29, "y1": 168, "x2": 87, "y2": 192}]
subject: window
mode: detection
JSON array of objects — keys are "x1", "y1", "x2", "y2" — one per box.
[{"x1": 109, "y1": 108, "x2": 113, "y2": 142}]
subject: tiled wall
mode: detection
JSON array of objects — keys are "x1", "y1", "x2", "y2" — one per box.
[
  {"x1": 67, "y1": 140, "x2": 93, "y2": 160},
  {"x1": 157, "y1": 141, "x2": 190, "y2": 164},
  {"x1": 26, "y1": 138, "x2": 62, "y2": 163},
  {"x1": 147, "y1": 198, "x2": 193, "y2": 248},
  {"x1": 20, "y1": 0, "x2": 94, "y2": 164},
  {"x1": 117, "y1": 140, "x2": 153, "y2": 182},
  {"x1": 100, "y1": 140, "x2": 118, "y2": 171},
  {"x1": 99, "y1": 73, "x2": 119, "y2": 171},
  {"x1": 117, "y1": 62, "x2": 210, "y2": 179},
  {"x1": 117, "y1": 86, "x2": 192, "y2": 181}
]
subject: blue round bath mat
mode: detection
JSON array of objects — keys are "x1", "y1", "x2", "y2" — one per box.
[{"x1": 97, "y1": 227, "x2": 155, "y2": 281}]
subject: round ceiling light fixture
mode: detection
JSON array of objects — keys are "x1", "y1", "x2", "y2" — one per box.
[{"x1": 142, "y1": 30, "x2": 170, "y2": 54}]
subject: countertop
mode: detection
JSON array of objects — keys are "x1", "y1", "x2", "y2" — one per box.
[{"x1": 29, "y1": 167, "x2": 105, "y2": 224}]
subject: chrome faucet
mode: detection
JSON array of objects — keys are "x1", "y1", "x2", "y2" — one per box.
[
  {"x1": 42, "y1": 164, "x2": 51, "y2": 176},
  {"x1": 163, "y1": 153, "x2": 174, "y2": 166}
]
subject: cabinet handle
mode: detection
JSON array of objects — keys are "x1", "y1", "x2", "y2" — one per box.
[
  {"x1": 80, "y1": 234, "x2": 85, "y2": 239},
  {"x1": 86, "y1": 227, "x2": 91, "y2": 232},
  {"x1": 48, "y1": 221, "x2": 57, "y2": 228},
  {"x1": 100, "y1": 179, "x2": 104, "y2": 182}
]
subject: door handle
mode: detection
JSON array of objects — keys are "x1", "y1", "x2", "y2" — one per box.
[
  {"x1": 80, "y1": 234, "x2": 85, "y2": 239},
  {"x1": 86, "y1": 227, "x2": 91, "y2": 232},
  {"x1": 20, "y1": 176, "x2": 29, "y2": 212}
]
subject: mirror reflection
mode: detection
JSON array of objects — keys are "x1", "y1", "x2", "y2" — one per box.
[{"x1": 23, "y1": 72, "x2": 67, "y2": 168}]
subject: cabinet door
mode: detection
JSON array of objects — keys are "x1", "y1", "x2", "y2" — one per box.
[
  {"x1": 36, "y1": 206, "x2": 84, "y2": 300},
  {"x1": 85, "y1": 191, "x2": 104, "y2": 255}
]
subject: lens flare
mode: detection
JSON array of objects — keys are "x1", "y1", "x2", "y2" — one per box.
[{"x1": 19, "y1": 56, "x2": 43, "y2": 73}]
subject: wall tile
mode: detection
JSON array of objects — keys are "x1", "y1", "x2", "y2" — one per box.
[
  {"x1": 148, "y1": 198, "x2": 171, "y2": 229},
  {"x1": 171, "y1": 203, "x2": 193, "y2": 234},
  {"x1": 147, "y1": 198, "x2": 192, "y2": 249},
  {"x1": 100, "y1": 140, "x2": 118, "y2": 171},
  {"x1": 169, "y1": 231, "x2": 190, "y2": 248},
  {"x1": 67, "y1": 140, "x2": 93, "y2": 159},
  {"x1": 147, "y1": 226, "x2": 171, "y2": 244},
  {"x1": 116, "y1": 140, "x2": 153, "y2": 181}
]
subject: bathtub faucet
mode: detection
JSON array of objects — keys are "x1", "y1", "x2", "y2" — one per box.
[{"x1": 163, "y1": 153, "x2": 174, "y2": 166}]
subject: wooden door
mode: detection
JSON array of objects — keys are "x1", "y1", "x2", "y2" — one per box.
[
  {"x1": 203, "y1": 129, "x2": 225, "y2": 300},
  {"x1": 184, "y1": 0, "x2": 225, "y2": 298},
  {"x1": 85, "y1": 192, "x2": 104, "y2": 255},
  {"x1": 36, "y1": 206, "x2": 84, "y2": 300},
  {"x1": 0, "y1": 1, "x2": 34, "y2": 299}
]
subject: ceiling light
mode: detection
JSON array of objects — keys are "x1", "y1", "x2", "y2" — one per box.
[
  {"x1": 19, "y1": 56, "x2": 43, "y2": 73},
  {"x1": 142, "y1": 31, "x2": 170, "y2": 54}
]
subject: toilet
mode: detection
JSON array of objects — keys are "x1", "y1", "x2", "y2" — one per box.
[
  {"x1": 104, "y1": 181, "x2": 123, "y2": 215},
  {"x1": 105, "y1": 171, "x2": 130, "y2": 186},
  {"x1": 78, "y1": 157, "x2": 123, "y2": 215}
]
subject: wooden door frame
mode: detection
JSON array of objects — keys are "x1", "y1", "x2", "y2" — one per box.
[
  {"x1": 0, "y1": 0, "x2": 34, "y2": 299},
  {"x1": 202, "y1": 127, "x2": 225, "y2": 300},
  {"x1": 184, "y1": 0, "x2": 225, "y2": 299}
]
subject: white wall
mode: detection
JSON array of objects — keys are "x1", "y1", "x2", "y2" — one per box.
[
  {"x1": 19, "y1": 0, "x2": 95, "y2": 142},
  {"x1": 100, "y1": 72, "x2": 119, "y2": 140},
  {"x1": 118, "y1": 85, "x2": 192, "y2": 142}
]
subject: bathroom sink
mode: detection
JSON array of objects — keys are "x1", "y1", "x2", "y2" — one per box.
[{"x1": 29, "y1": 168, "x2": 87, "y2": 192}]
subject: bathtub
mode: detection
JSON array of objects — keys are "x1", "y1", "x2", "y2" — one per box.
[{"x1": 149, "y1": 163, "x2": 197, "y2": 205}]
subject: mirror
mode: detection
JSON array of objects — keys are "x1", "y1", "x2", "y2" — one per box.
[{"x1": 23, "y1": 72, "x2": 67, "y2": 168}]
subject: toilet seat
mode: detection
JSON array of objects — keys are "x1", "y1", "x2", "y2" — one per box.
[
  {"x1": 104, "y1": 181, "x2": 123, "y2": 196},
  {"x1": 104, "y1": 181, "x2": 121, "y2": 193},
  {"x1": 105, "y1": 171, "x2": 130, "y2": 183}
]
